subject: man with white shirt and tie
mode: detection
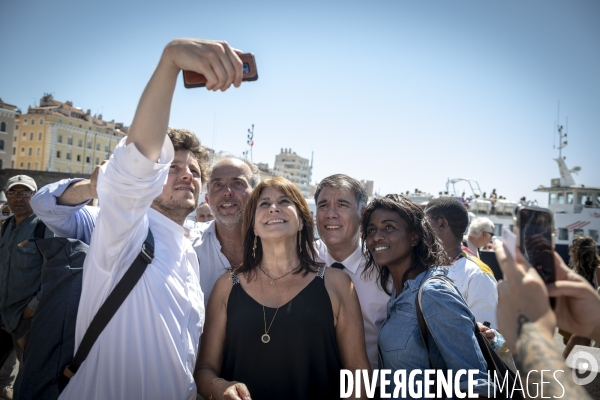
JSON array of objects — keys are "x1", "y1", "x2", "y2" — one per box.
[{"x1": 313, "y1": 174, "x2": 390, "y2": 375}]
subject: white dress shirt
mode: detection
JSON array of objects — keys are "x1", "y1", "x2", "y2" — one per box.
[
  {"x1": 59, "y1": 138, "x2": 204, "y2": 400},
  {"x1": 315, "y1": 239, "x2": 389, "y2": 371},
  {"x1": 190, "y1": 220, "x2": 232, "y2": 308}
]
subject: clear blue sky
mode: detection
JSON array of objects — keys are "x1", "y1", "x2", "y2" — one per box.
[{"x1": 2, "y1": 0, "x2": 599, "y2": 205}]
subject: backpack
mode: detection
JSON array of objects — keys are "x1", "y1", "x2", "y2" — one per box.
[{"x1": 14, "y1": 231, "x2": 154, "y2": 400}]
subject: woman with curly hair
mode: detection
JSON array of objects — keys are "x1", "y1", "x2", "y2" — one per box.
[
  {"x1": 562, "y1": 235, "x2": 600, "y2": 357},
  {"x1": 362, "y1": 194, "x2": 492, "y2": 398},
  {"x1": 569, "y1": 235, "x2": 600, "y2": 288}
]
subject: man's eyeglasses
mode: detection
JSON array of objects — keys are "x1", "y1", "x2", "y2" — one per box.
[
  {"x1": 484, "y1": 231, "x2": 494, "y2": 237},
  {"x1": 6, "y1": 191, "x2": 35, "y2": 198}
]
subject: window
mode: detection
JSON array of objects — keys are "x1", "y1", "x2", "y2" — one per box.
[
  {"x1": 86, "y1": 156, "x2": 90, "y2": 163},
  {"x1": 557, "y1": 193, "x2": 565, "y2": 204},
  {"x1": 36, "y1": 147, "x2": 41, "y2": 156},
  {"x1": 105, "y1": 144, "x2": 109, "y2": 152},
  {"x1": 35, "y1": 162, "x2": 39, "y2": 170},
  {"x1": 95, "y1": 157, "x2": 99, "y2": 165},
  {"x1": 494, "y1": 224, "x2": 503, "y2": 236},
  {"x1": 58, "y1": 135, "x2": 63, "y2": 143},
  {"x1": 28, "y1": 147, "x2": 32, "y2": 156},
  {"x1": 590, "y1": 230, "x2": 599, "y2": 243},
  {"x1": 27, "y1": 162, "x2": 31, "y2": 169},
  {"x1": 20, "y1": 147, "x2": 25, "y2": 154},
  {"x1": 20, "y1": 162, "x2": 23, "y2": 168},
  {"x1": 67, "y1": 136, "x2": 73, "y2": 145},
  {"x1": 549, "y1": 193, "x2": 557, "y2": 205},
  {"x1": 78, "y1": 139, "x2": 82, "y2": 147},
  {"x1": 558, "y1": 228, "x2": 569, "y2": 241},
  {"x1": 15, "y1": 125, "x2": 18, "y2": 130},
  {"x1": 38, "y1": 132, "x2": 42, "y2": 140},
  {"x1": 0, "y1": 122, "x2": 5, "y2": 131},
  {"x1": 22, "y1": 132, "x2": 26, "y2": 139},
  {"x1": 567, "y1": 192, "x2": 574, "y2": 204},
  {"x1": 76, "y1": 154, "x2": 81, "y2": 162},
  {"x1": 12, "y1": 147, "x2": 15, "y2": 155},
  {"x1": 96, "y1": 143, "x2": 100, "y2": 151},
  {"x1": 573, "y1": 229, "x2": 584, "y2": 237},
  {"x1": 87, "y1": 140, "x2": 92, "y2": 149},
  {"x1": 30, "y1": 119, "x2": 35, "y2": 125},
  {"x1": 23, "y1": 118, "x2": 28, "y2": 124},
  {"x1": 66, "y1": 152, "x2": 71, "y2": 160},
  {"x1": 39, "y1": 119, "x2": 44, "y2": 124},
  {"x1": 29, "y1": 132, "x2": 34, "y2": 140},
  {"x1": 0, "y1": 140, "x2": 3, "y2": 150},
  {"x1": 56, "y1": 151, "x2": 61, "y2": 158}
]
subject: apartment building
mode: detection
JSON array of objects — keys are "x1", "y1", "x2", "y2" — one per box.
[
  {"x1": 13, "y1": 94, "x2": 127, "y2": 173},
  {"x1": 0, "y1": 98, "x2": 18, "y2": 170},
  {"x1": 273, "y1": 148, "x2": 312, "y2": 198}
]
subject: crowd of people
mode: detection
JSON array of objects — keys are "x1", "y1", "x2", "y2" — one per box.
[{"x1": 1, "y1": 38, "x2": 600, "y2": 400}]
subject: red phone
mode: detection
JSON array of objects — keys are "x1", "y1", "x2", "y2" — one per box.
[{"x1": 182, "y1": 53, "x2": 258, "y2": 88}]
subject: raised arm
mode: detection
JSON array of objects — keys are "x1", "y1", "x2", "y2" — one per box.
[
  {"x1": 127, "y1": 39, "x2": 243, "y2": 162},
  {"x1": 30, "y1": 178, "x2": 99, "y2": 244},
  {"x1": 494, "y1": 241, "x2": 591, "y2": 399}
]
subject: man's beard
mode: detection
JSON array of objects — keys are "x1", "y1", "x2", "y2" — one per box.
[
  {"x1": 151, "y1": 195, "x2": 197, "y2": 224},
  {"x1": 213, "y1": 206, "x2": 244, "y2": 228}
]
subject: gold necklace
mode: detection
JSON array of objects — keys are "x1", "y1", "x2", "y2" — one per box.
[
  {"x1": 259, "y1": 263, "x2": 298, "y2": 285},
  {"x1": 259, "y1": 268, "x2": 296, "y2": 343}
]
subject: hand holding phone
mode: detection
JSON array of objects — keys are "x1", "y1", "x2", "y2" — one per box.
[
  {"x1": 183, "y1": 53, "x2": 258, "y2": 88},
  {"x1": 516, "y1": 205, "x2": 556, "y2": 308}
]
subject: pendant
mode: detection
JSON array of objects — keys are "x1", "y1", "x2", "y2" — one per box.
[
  {"x1": 270, "y1": 280, "x2": 274, "y2": 285},
  {"x1": 261, "y1": 333, "x2": 271, "y2": 343}
]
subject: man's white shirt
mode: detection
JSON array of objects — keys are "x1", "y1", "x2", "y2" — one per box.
[
  {"x1": 315, "y1": 239, "x2": 389, "y2": 371},
  {"x1": 447, "y1": 253, "x2": 498, "y2": 328},
  {"x1": 189, "y1": 220, "x2": 232, "y2": 308},
  {"x1": 59, "y1": 138, "x2": 204, "y2": 400}
]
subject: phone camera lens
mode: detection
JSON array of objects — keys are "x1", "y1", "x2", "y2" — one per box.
[{"x1": 243, "y1": 63, "x2": 250, "y2": 74}]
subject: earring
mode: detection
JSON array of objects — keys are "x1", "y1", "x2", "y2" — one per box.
[
  {"x1": 253, "y1": 236, "x2": 257, "y2": 258},
  {"x1": 298, "y1": 231, "x2": 302, "y2": 253}
]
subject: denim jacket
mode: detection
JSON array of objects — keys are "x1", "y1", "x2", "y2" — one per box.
[
  {"x1": 0, "y1": 214, "x2": 54, "y2": 332},
  {"x1": 378, "y1": 267, "x2": 492, "y2": 398}
]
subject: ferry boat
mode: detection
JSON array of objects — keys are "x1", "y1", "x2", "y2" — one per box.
[{"x1": 445, "y1": 124, "x2": 600, "y2": 263}]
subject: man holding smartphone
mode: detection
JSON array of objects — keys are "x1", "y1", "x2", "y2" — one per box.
[{"x1": 50, "y1": 39, "x2": 245, "y2": 400}]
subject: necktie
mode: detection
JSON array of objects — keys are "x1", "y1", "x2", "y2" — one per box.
[{"x1": 330, "y1": 262, "x2": 345, "y2": 270}]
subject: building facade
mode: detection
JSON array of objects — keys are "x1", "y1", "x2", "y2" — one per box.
[
  {"x1": 361, "y1": 180, "x2": 374, "y2": 198},
  {"x1": 0, "y1": 98, "x2": 18, "y2": 170},
  {"x1": 13, "y1": 94, "x2": 127, "y2": 173},
  {"x1": 273, "y1": 148, "x2": 312, "y2": 198}
]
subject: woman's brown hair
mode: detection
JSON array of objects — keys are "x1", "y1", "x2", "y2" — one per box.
[{"x1": 235, "y1": 177, "x2": 322, "y2": 279}]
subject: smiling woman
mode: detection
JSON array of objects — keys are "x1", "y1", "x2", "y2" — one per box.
[
  {"x1": 361, "y1": 194, "x2": 494, "y2": 398},
  {"x1": 196, "y1": 177, "x2": 371, "y2": 400}
]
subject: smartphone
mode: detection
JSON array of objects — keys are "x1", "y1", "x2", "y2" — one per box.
[
  {"x1": 515, "y1": 205, "x2": 556, "y2": 307},
  {"x1": 182, "y1": 53, "x2": 258, "y2": 88}
]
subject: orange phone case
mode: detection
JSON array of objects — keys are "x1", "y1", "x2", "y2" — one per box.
[{"x1": 183, "y1": 53, "x2": 258, "y2": 88}]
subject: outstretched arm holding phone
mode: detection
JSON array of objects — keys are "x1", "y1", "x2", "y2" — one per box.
[
  {"x1": 494, "y1": 241, "x2": 592, "y2": 399},
  {"x1": 127, "y1": 39, "x2": 243, "y2": 161}
]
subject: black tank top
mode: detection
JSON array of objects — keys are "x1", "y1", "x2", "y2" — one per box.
[{"x1": 221, "y1": 266, "x2": 342, "y2": 400}]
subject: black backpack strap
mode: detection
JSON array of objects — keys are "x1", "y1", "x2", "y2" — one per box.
[
  {"x1": 33, "y1": 219, "x2": 47, "y2": 239},
  {"x1": 0, "y1": 216, "x2": 14, "y2": 238},
  {"x1": 62, "y1": 229, "x2": 154, "y2": 382}
]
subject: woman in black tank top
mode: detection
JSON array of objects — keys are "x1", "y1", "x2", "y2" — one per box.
[{"x1": 196, "y1": 177, "x2": 370, "y2": 400}]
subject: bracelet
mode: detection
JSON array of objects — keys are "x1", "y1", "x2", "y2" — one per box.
[{"x1": 211, "y1": 377, "x2": 225, "y2": 385}]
